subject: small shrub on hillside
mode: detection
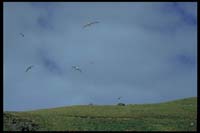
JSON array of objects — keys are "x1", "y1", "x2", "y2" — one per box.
[{"x1": 117, "y1": 103, "x2": 125, "y2": 106}]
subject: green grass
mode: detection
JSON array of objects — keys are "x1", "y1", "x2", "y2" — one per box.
[{"x1": 3, "y1": 97, "x2": 197, "y2": 131}]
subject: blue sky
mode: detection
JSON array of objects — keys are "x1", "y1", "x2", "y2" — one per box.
[{"x1": 3, "y1": 2, "x2": 197, "y2": 111}]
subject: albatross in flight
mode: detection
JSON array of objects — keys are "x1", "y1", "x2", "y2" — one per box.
[
  {"x1": 118, "y1": 96, "x2": 122, "y2": 100},
  {"x1": 83, "y1": 21, "x2": 100, "y2": 28},
  {"x1": 25, "y1": 65, "x2": 34, "y2": 72},
  {"x1": 72, "y1": 66, "x2": 82, "y2": 72}
]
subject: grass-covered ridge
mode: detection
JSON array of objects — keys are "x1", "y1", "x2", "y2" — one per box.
[{"x1": 3, "y1": 97, "x2": 197, "y2": 131}]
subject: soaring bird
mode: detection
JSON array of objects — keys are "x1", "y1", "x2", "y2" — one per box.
[
  {"x1": 25, "y1": 65, "x2": 34, "y2": 72},
  {"x1": 72, "y1": 66, "x2": 82, "y2": 72},
  {"x1": 20, "y1": 33, "x2": 24, "y2": 37},
  {"x1": 118, "y1": 97, "x2": 122, "y2": 100},
  {"x1": 83, "y1": 21, "x2": 99, "y2": 28}
]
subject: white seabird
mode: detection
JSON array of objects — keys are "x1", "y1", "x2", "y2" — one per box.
[{"x1": 72, "y1": 66, "x2": 82, "y2": 72}]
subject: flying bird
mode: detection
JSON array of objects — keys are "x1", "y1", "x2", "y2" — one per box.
[
  {"x1": 19, "y1": 33, "x2": 24, "y2": 37},
  {"x1": 83, "y1": 21, "x2": 100, "y2": 28},
  {"x1": 25, "y1": 65, "x2": 34, "y2": 72},
  {"x1": 72, "y1": 66, "x2": 82, "y2": 72},
  {"x1": 118, "y1": 97, "x2": 122, "y2": 100}
]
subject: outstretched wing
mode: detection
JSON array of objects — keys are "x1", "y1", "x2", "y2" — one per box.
[
  {"x1": 25, "y1": 65, "x2": 34, "y2": 72},
  {"x1": 83, "y1": 23, "x2": 91, "y2": 28},
  {"x1": 83, "y1": 21, "x2": 99, "y2": 28},
  {"x1": 77, "y1": 68, "x2": 82, "y2": 73},
  {"x1": 90, "y1": 21, "x2": 99, "y2": 25}
]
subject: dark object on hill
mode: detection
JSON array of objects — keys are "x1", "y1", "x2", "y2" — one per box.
[
  {"x1": 89, "y1": 103, "x2": 93, "y2": 106},
  {"x1": 117, "y1": 103, "x2": 125, "y2": 106}
]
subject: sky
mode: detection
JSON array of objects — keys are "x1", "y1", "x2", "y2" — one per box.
[{"x1": 3, "y1": 2, "x2": 197, "y2": 111}]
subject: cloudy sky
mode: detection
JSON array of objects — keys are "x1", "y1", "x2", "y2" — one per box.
[{"x1": 4, "y1": 2, "x2": 197, "y2": 111}]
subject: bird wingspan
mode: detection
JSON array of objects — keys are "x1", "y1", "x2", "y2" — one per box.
[
  {"x1": 83, "y1": 21, "x2": 99, "y2": 28},
  {"x1": 25, "y1": 65, "x2": 34, "y2": 72},
  {"x1": 25, "y1": 67, "x2": 30, "y2": 72},
  {"x1": 83, "y1": 24, "x2": 91, "y2": 28}
]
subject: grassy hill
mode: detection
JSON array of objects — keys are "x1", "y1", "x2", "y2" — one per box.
[{"x1": 3, "y1": 97, "x2": 197, "y2": 131}]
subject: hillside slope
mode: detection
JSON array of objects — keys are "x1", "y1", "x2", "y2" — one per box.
[{"x1": 3, "y1": 97, "x2": 197, "y2": 131}]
